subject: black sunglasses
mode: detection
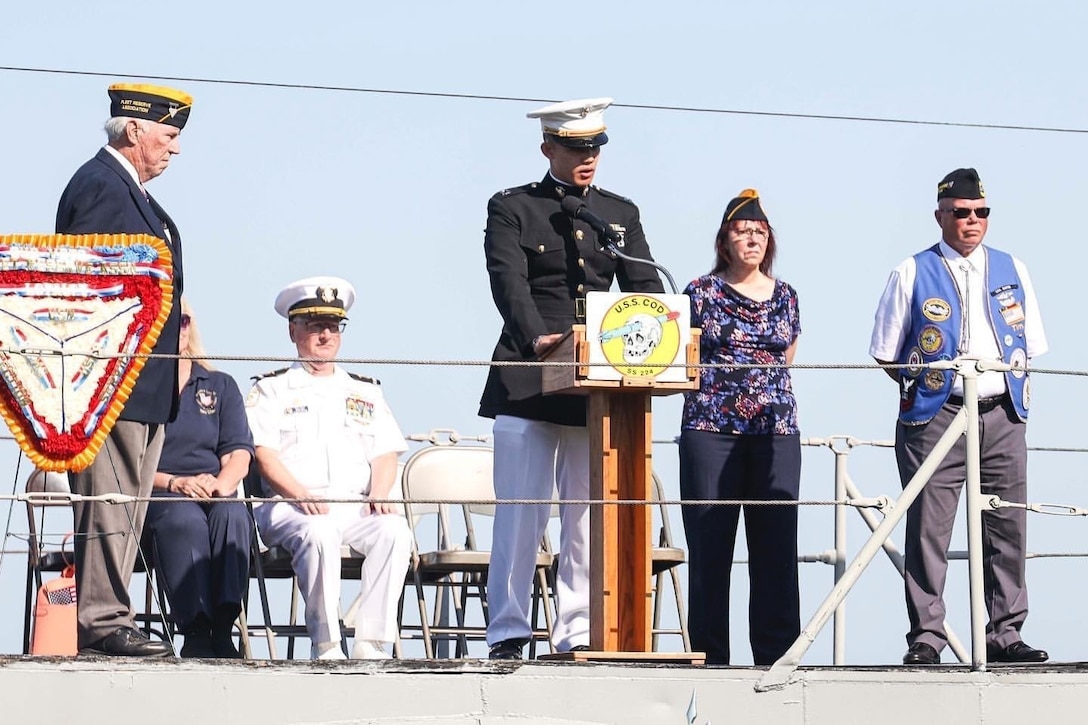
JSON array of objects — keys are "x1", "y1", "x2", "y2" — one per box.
[{"x1": 945, "y1": 207, "x2": 991, "y2": 219}]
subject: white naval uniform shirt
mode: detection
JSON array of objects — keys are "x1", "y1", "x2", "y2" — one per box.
[
  {"x1": 870, "y1": 240, "x2": 1048, "y2": 398},
  {"x1": 245, "y1": 363, "x2": 408, "y2": 497}
]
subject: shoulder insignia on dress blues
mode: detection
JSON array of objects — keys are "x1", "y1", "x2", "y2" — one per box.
[
  {"x1": 498, "y1": 183, "x2": 534, "y2": 198},
  {"x1": 250, "y1": 367, "x2": 289, "y2": 382},
  {"x1": 594, "y1": 187, "x2": 635, "y2": 204},
  {"x1": 348, "y1": 372, "x2": 380, "y2": 385}
]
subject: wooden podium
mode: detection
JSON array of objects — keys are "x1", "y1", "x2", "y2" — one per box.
[{"x1": 538, "y1": 294, "x2": 704, "y2": 664}]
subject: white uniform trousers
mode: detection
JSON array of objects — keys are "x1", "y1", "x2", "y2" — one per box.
[
  {"x1": 255, "y1": 500, "x2": 412, "y2": 646},
  {"x1": 486, "y1": 415, "x2": 590, "y2": 651}
]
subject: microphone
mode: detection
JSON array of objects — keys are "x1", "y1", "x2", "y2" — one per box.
[
  {"x1": 560, "y1": 196, "x2": 624, "y2": 247},
  {"x1": 559, "y1": 194, "x2": 679, "y2": 294}
]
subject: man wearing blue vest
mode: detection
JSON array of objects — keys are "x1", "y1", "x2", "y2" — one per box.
[{"x1": 870, "y1": 168, "x2": 1048, "y2": 666}]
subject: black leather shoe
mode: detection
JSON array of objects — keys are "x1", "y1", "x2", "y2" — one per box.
[
  {"x1": 488, "y1": 638, "x2": 527, "y2": 660},
  {"x1": 211, "y1": 607, "x2": 243, "y2": 658},
  {"x1": 80, "y1": 627, "x2": 172, "y2": 657},
  {"x1": 988, "y1": 641, "x2": 1049, "y2": 663},
  {"x1": 211, "y1": 635, "x2": 243, "y2": 659},
  {"x1": 568, "y1": 645, "x2": 591, "y2": 652},
  {"x1": 180, "y1": 632, "x2": 216, "y2": 658},
  {"x1": 902, "y1": 642, "x2": 940, "y2": 665}
]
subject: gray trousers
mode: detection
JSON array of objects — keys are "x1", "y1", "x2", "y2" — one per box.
[
  {"x1": 69, "y1": 421, "x2": 164, "y2": 647},
  {"x1": 896, "y1": 398, "x2": 1029, "y2": 652}
]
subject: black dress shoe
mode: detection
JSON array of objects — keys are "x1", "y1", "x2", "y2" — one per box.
[
  {"x1": 488, "y1": 638, "x2": 527, "y2": 660},
  {"x1": 79, "y1": 627, "x2": 172, "y2": 657},
  {"x1": 180, "y1": 632, "x2": 216, "y2": 658},
  {"x1": 988, "y1": 641, "x2": 1049, "y2": 663},
  {"x1": 211, "y1": 636, "x2": 244, "y2": 659},
  {"x1": 211, "y1": 607, "x2": 243, "y2": 658},
  {"x1": 567, "y1": 645, "x2": 591, "y2": 652},
  {"x1": 902, "y1": 642, "x2": 940, "y2": 665}
]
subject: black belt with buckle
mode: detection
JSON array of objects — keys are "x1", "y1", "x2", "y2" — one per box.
[{"x1": 947, "y1": 393, "x2": 1008, "y2": 413}]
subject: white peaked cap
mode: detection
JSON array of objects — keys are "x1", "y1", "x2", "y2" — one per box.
[
  {"x1": 527, "y1": 97, "x2": 613, "y2": 146},
  {"x1": 274, "y1": 276, "x2": 356, "y2": 319}
]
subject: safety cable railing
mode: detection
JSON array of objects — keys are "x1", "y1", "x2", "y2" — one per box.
[{"x1": 2, "y1": 353, "x2": 1087, "y2": 668}]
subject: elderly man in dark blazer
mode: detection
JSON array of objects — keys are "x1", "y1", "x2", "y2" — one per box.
[
  {"x1": 480, "y1": 98, "x2": 664, "y2": 660},
  {"x1": 55, "y1": 83, "x2": 191, "y2": 656}
]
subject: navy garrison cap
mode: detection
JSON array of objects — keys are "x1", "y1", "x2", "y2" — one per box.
[
  {"x1": 722, "y1": 189, "x2": 769, "y2": 224},
  {"x1": 937, "y1": 168, "x2": 985, "y2": 200},
  {"x1": 108, "y1": 83, "x2": 192, "y2": 129}
]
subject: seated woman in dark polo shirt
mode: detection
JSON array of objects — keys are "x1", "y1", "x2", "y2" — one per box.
[{"x1": 146, "y1": 300, "x2": 254, "y2": 658}]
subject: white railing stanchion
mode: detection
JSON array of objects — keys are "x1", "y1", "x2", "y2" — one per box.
[
  {"x1": 831, "y1": 437, "x2": 849, "y2": 665},
  {"x1": 757, "y1": 405, "x2": 968, "y2": 692},
  {"x1": 841, "y1": 473, "x2": 970, "y2": 664},
  {"x1": 960, "y1": 363, "x2": 988, "y2": 671}
]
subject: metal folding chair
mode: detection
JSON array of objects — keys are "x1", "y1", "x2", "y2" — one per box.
[
  {"x1": 400, "y1": 438, "x2": 555, "y2": 658},
  {"x1": 651, "y1": 471, "x2": 690, "y2": 652}
]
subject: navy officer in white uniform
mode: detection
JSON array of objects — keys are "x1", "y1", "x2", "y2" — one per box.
[
  {"x1": 870, "y1": 168, "x2": 1048, "y2": 666},
  {"x1": 480, "y1": 98, "x2": 664, "y2": 659},
  {"x1": 246, "y1": 276, "x2": 412, "y2": 660}
]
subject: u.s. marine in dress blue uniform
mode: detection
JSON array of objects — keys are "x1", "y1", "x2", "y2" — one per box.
[{"x1": 479, "y1": 98, "x2": 664, "y2": 659}]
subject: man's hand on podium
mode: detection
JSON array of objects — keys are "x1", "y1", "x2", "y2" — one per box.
[{"x1": 532, "y1": 333, "x2": 563, "y2": 357}]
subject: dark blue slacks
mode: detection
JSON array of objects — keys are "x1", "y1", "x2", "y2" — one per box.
[
  {"x1": 145, "y1": 493, "x2": 251, "y2": 633},
  {"x1": 679, "y1": 430, "x2": 801, "y2": 665}
]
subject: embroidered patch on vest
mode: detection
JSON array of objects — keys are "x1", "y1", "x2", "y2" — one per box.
[
  {"x1": 921, "y1": 298, "x2": 951, "y2": 322},
  {"x1": 905, "y1": 348, "x2": 924, "y2": 377},
  {"x1": 924, "y1": 370, "x2": 946, "y2": 391},
  {"x1": 1009, "y1": 348, "x2": 1027, "y2": 379},
  {"x1": 918, "y1": 325, "x2": 944, "y2": 354}
]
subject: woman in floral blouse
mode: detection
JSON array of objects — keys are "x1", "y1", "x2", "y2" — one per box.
[{"x1": 679, "y1": 189, "x2": 801, "y2": 665}]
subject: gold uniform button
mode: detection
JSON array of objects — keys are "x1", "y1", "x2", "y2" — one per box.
[
  {"x1": 576, "y1": 284, "x2": 585, "y2": 293},
  {"x1": 538, "y1": 244, "x2": 545, "y2": 253},
  {"x1": 575, "y1": 230, "x2": 585, "y2": 241},
  {"x1": 578, "y1": 258, "x2": 585, "y2": 267}
]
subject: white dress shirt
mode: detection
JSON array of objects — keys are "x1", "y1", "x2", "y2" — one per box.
[
  {"x1": 870, "y1": 240, "x2": 1047, "y2": 398},
  {"x1": 246, "y1": 363, "x2": 408, "y2": 496}
]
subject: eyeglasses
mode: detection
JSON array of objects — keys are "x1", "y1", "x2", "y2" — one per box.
[
  {"x1": 180, "y1": 314, "x2": 191, "y2": 328},
  {"x1": 943, "y1": 207, "x2": 991, "y2": 219},
  {"x1": 732, "y1": 228, "x2": 769, "y2": 241},
  {"x1": 299, "y1": 320, "x2": 347, "y2": 335}
]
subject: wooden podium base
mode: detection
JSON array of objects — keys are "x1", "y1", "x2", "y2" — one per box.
[
  {"x1": 540, "y1": 313, "x2": 702, "y2": 667},
  {"x1": 537, "y1": 650, "x2": 706, "y2": 665}
]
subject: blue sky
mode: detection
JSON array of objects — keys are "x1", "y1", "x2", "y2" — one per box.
[{"x1": 0, "y1": 1, "x2": 1086, "y2": 663}]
